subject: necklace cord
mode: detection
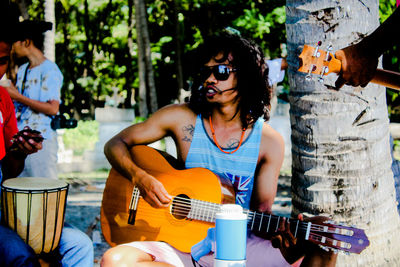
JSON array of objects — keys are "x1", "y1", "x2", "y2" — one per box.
[{"x1": 209, "y1": 116, "x2": 246, "y2": 154}]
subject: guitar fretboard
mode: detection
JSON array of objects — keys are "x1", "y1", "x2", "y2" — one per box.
[{"x1": 171, "y1": 195, "x2": 309, "y2": 239}]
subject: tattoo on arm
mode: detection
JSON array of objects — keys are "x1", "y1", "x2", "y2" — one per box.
[{"x1": 182, "y1": 124, "x2": 194, "y2": 142}]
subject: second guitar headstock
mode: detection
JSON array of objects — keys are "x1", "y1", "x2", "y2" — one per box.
[{"x1": 298, "y1": 42, "x2": 342, "y2": 83}]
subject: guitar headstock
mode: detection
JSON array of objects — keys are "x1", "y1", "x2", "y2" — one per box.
[
  {"x1": 308, "y1": 221, "x2": 370, "y2": 254},
  {"x1": 298, "y1": 42, "x2": 342, "y2": 83}
]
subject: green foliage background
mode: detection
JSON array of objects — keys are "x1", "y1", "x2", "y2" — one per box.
[
  {"x1": 25, "y1": 0, "x2": 399, "y2": 124},
  {"x1": 26, "y1": 0, "x2": 287, "y2": 119},
  {"x1": 62, "y1": 120, "x2": 99, "y2": 155}
]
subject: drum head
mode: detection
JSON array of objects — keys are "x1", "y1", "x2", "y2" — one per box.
[{"x1": 2, "y1": 177, "x2": 68, "y2": 190}]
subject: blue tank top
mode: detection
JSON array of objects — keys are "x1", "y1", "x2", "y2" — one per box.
[{"x1": 185, "y1": 115, "x2": 263, "y2": 209}]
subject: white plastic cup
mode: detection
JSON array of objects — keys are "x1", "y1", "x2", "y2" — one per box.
[{"x1": 214, "y1": 204, "x2": 247, "y2": 267}]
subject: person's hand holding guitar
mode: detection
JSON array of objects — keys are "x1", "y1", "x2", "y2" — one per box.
[
  {"x1": 270, "y1": 214, "x2": 337, "y2": 266},
  {"x1": 134, "y1": 169, "x2": 172, "y2": 208},
  {"x1": 335, "y1": 8, "x2": 400, "y2": 89},
  {"x1": 334, "y1": 40, "x2": 379, "y2": 89}
]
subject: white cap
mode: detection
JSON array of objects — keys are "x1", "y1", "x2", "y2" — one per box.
[{"x1": 216, "y1": 204, "x2": 247, "y2": 220}]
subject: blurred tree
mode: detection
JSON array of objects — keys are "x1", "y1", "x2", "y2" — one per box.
[
  {"x1": 134, "y1": 0, "x2": 157, "y2": 117},
  {"x1": 44, "y1": 0, "x2": 56, "y2": 61},
  {"x1": 15, "y1": 0, "x2": 288, "y2": 118}
]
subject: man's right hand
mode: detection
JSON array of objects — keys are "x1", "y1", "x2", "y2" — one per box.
[
  {"x1": 334, "y1": 40, "x2": 378, "y2": 89},
  {"x1": 134, "y1": 170, "x2": 172, "y2": 208}
]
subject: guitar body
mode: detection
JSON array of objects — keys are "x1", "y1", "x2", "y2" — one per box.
[{"x1": 100, "y1": 145, "x2": 235, "y2": 253}]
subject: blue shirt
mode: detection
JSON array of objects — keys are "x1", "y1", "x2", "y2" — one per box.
[
  {"x1": 185, "y1": 115, "x2": 263, "y2": 209},
  {"x1": 14, "y1": 60, "x2": 62, "y2": 139}
]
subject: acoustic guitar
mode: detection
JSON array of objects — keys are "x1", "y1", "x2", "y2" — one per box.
[
  {"x1": 100, "y1": 145, "x2": 370, "y2": 254},
  {"x1": 298, "y1": 44, "x2": 400, "y2": 90}
]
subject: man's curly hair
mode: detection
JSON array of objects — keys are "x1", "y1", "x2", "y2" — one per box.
[{"x1": 188, "y1": 31, "x2": 271, "y2": 128}]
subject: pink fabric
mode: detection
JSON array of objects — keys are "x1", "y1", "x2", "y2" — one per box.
[
  {"x1": 122, "y1": 233, "x2": 291, "y2": 267},
  {"x1": 397, "y1": 0, "x2": 399, "y2": 7}
]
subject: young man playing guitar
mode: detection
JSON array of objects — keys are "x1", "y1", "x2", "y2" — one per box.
[{"x1": 101, "y1": 32, "x2": 337, "y2": 266}]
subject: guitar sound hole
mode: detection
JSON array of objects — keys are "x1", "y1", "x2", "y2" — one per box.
[{"x1": 171, "y1": 194, "x2": 191, "y2": 220}]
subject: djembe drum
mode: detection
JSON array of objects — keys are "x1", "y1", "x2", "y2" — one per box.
[{"x1": 1, "y1": 177, "x2": 69, "y2": 254}]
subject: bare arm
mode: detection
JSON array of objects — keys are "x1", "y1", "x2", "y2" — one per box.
[
  {"x1": 104, "y1": 104, "x2": 191, "y2": 208},
  {"x1": 5, "y1": 83, "x2": 59, "y2": 116},
  {"x1": 335, "y1": 8, "x2": 400, "y2": 88},
  {"x1": 254, "y1": 124, "x2": 285, "y2": 213}
]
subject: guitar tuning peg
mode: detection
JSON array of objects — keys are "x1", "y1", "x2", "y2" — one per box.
[
  {"x1": 313, "y1": 41, "x2": 322, "y2": 57},
  {"x1": 305, "y1": 64, "x2": 317, "y2": 81},
  {"x1": 324, "y1": 44, "x2": 333, "y2": 62}
]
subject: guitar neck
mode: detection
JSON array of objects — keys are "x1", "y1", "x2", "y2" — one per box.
[
  {"x1": 371, "y1": 69, "x2": 400, "y2": 90},
  {"x1": 246, "y1": 210, "x2": 308, "y2": 239},
  {"x1": 186, "y1": 198, "x2": 309, "y2": 240}
]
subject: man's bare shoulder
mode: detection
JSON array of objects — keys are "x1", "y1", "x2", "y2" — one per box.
[
  {"x1": 155, "y1": 103, "x2": 196, "y2": 124},
  {"x1": 259, "y1": 122, "x2": 285, "y2": 158}
]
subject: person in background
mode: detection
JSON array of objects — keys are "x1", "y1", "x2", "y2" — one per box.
[
  {"x1": 101, "y1": 31, "x2": 336, "y2": 267},
  {"x1": 0, "y1": 4, "x2": 44, "y2": 265},
  {"x1": 5, "y1": 20, "x2": 61, "y2": 180},
  {"x1": 0, "y1": 4, "x2": 94, "y2": 266}
]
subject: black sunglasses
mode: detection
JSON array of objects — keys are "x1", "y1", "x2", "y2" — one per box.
[{"x1": 199, "y1": 65, "x2": 237, "y2": 81}]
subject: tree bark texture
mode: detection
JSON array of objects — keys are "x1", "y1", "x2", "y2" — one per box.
[{"x1": 286, "y1": 0, "x2": 400, "y2": 265}]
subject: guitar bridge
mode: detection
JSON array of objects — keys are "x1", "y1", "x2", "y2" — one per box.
[{"x1": 128, "y1": 187, "x2": 140, "y2": 225}]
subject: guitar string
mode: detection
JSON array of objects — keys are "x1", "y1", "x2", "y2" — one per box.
[
  {"x1": 164, "y1": 196, "x2": 347, "y2": 233},
  {"x1": 308, "y1": 233, "x2": 351, "y2": 249},
  {"x1": 132, "y1": 196, "x2": 331, "y2": 233},
  {"x1": 131, "y1": 190, "x2": 356, "y2": 234},
  {"x1": 127, "y1": 210, "x2": 343, "y2": 240},
  {"x1": 130, "y1": 192, "x2": 343, "y2": 234},
  {"x1": 128, "y1": 207, "x2": 339, "y2": 237},
  {"x1": 130, "y1": 191, "x2": 342, "y2": 233},
  {"x1": 129, "y1": 194, "x2": 356, "y2": 251}
]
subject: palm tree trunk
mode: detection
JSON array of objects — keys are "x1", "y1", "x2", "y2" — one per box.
[{"x1": 286, "y1": 0, "x2": 400, "y2": 265}]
